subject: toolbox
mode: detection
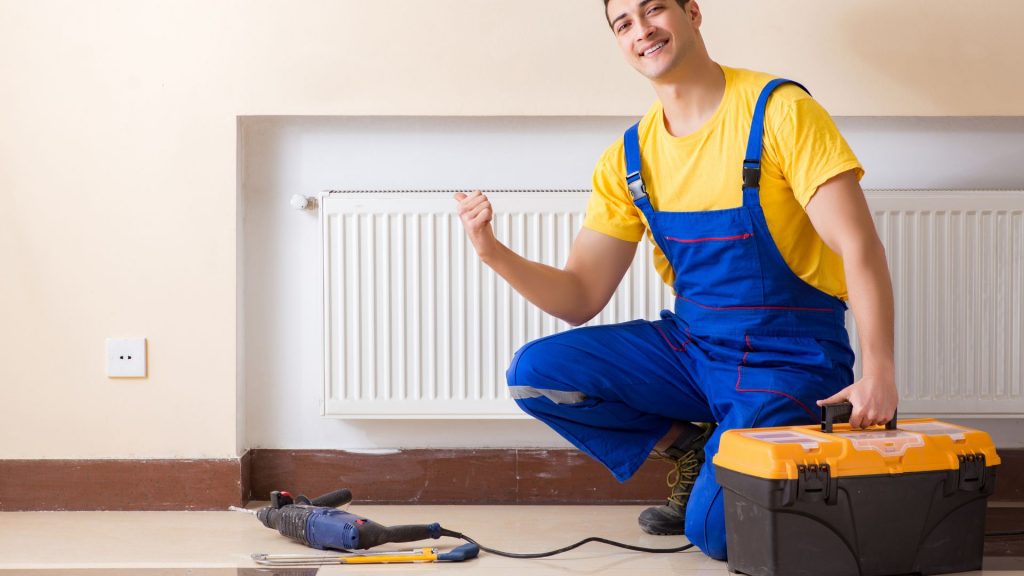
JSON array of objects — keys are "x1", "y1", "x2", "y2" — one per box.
[{"x1": 713, "y1": 405, "x2": 999, "y2": 576}]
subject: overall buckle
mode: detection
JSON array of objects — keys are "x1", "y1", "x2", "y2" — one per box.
[
  {"x1": 627, "y1": 171, "x2": 647, "y2": 200},
  {"x1": 742, "y1": 163, "x2": 761, "y2": 189}
]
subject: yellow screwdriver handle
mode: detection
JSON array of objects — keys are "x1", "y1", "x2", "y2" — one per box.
[{"x1": 338, "y1": 548, "x2": 438, "y2": 564}]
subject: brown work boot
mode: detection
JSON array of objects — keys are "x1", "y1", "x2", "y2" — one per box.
[{"x1": 638, "y1": 422, "x2": 717, "y2": 536}]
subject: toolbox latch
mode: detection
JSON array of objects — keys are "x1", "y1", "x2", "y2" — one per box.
[
  {"x1": 957, "y1": 453, "x2": 987, "y2": 492},
  {"x1": 796, "y1": 463, "x2": 837, "y2": 505}
]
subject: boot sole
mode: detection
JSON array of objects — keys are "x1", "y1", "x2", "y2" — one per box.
[{"x1": 638, "y1": 522, "x2": 686, "y2": 536}]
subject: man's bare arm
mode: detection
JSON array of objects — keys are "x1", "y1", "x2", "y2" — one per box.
[
  {"x1": 455, "y1": 191, "x2": 637, "y2": 326},
  {"x1": 804, "y1": 170, "x2": 898, "y2": 429}
]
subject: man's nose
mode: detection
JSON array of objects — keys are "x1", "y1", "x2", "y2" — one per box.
[
  {"x1": 630, "y1": 22, "x2": 655, "y2": 47},
  {"x1": 639, "y1": 21, "x2": 657, "y2": 40}
]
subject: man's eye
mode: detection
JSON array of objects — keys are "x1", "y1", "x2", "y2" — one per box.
[
  {"x1": 617, "y1": 22, "x2": 630, "y2": 33},
  {"x1": 647, "y1": 6, "x2": 662, "y2": 16}
]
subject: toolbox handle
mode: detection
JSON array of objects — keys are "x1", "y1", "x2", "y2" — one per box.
[{"x1": 820, "y1": 401, "x2": 897, "y2": 433}]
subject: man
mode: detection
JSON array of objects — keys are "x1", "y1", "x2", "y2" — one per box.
[{"x1": 454, "y1": 0, "x2": 897, "y2": 560}]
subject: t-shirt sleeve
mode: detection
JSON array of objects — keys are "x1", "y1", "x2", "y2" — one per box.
[
  {"x1": 582, "y1": 146, "x2": 646, "y2": 242},
  {"x1": 768, "y1": 93, "x2": 865, "y2": 208}
]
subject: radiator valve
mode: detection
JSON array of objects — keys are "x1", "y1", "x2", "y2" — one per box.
[{"x1": 290, "y1": 194, "x2": 317, "y2": 210}]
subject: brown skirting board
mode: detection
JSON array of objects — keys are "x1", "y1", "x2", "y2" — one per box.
[
  {"x1": 247, "y1": 447, "x2": 1024, "y2": 504},
  {"x1": 246, "y1": 449, "x2": 674, "y2": 505},
  {"x1": 2, "y1": 448, "x2": 1021, "y2": 511},
  {"x1": 0, "y1": 458, "x2": 247, "y2": 511}
]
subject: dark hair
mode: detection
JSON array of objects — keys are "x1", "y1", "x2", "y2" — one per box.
[
  {"x1": 604, "y1": 0, "x2": 691, "y2": 27},
  {"x1": 604, "y1": 0, "x2": 690, "y2": 8}
]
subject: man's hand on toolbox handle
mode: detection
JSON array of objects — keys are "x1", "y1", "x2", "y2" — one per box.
[{"x1": 817, "y1": 375, "x2": 899, "y2": 429}]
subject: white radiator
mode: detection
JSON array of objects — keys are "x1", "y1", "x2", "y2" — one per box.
[
  {"x1": 854, "y1": 191, "x2": 1024, "y2": 416},
  {"x1": 322, "y1": 190, "x2": 1024, "y2": 419}
]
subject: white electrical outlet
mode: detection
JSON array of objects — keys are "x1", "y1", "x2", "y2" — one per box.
[{"x1": 106, "y1": 338, "x2": 147, "y2": 378}]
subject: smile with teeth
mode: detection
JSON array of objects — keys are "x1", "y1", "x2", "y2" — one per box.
[{"x1": 643, "y1": 41, "x2": 667, "y2": 57}]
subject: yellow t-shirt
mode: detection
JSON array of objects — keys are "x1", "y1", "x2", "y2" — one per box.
[{"x1": 584, "y1": 66, "x2": 863, "y2": 300}]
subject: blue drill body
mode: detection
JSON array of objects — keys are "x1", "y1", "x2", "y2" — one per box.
[{"x1": 255, "y1": 489, "x2": 443, "y2": 551}]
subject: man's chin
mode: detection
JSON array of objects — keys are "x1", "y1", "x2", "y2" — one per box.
[{"x1": 637, "y1": 66, "x2": 673, "y2": 82}]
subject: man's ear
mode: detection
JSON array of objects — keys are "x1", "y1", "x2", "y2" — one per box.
[{"x1": 688, "y1": 1, "x2": 703, "y2": 27}]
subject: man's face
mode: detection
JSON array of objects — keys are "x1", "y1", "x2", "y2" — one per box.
[{"x1": 605, "y1": 0, "x2": 699, "y2": 81}]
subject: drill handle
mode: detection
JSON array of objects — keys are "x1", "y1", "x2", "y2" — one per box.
[
  {"x1": 357, "y1": 521, "x2": 442, "y2": 549},
  {"x1": 309, "y1": 488, "x2": 353, "y2": 508}
]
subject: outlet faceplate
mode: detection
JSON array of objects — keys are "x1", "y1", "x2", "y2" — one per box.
[{"x1": 106, "y1": 338, "x2": 147, "y2": 378}]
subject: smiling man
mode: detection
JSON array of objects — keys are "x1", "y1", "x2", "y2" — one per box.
[{"x1": 454, "y1": 0, "x2": 897, "y2": 560}]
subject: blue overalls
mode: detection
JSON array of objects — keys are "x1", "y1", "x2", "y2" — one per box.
[{"x1": 506, "y1": 80, "x2": 855, "y2": 560}]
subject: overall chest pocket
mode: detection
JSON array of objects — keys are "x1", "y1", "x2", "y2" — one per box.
[{"x1": 656, "y1": 209, "x2": 764, "y2": 308}]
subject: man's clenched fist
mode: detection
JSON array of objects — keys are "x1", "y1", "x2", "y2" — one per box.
[{"x1": 454, "y1": 190, "x2": 499, "y2": 261}]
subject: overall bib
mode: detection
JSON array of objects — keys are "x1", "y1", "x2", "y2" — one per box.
[{"x1": 507, "y1": 79, "x2": 855, "y2": 560}]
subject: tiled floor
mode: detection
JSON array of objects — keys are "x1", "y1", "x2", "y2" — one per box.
[{"x1": 1, "y1": 504, "x2": 1021, "y2": 575}]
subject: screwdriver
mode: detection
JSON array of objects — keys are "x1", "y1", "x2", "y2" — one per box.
[{"x1": 252, "y1": 545, "x2": 480, "y2": 565}]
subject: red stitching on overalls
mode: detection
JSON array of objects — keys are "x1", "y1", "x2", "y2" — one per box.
[
  {"x1": 677, "y1": 294, "x2": 835, "y2": 313},
  {"x1": 735, "y1": 334, "x2": 818, "y2": 422},
  {"x1": 664, "y1": 233, "x2": 753, "y2": 244},
  {"x1": 653, "y1": 323, "x2": 692, "y2": 352}
]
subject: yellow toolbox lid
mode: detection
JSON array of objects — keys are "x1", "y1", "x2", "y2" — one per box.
[{"x1": 713, "y1": 419, "x2": 1001, "y2": 480}]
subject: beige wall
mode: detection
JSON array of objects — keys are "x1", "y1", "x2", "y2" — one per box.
[{"x1": 1, "y1": 0, "x2": 1020, "y2": 459}]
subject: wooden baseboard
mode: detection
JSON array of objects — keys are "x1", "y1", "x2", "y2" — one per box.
[
  {"x1": 3, "y1": 448, "x2": 1021, "y2": 510},
  {"x1": 247, "y1": 449, "x2": 673, "y2": 505},
  {"x1": 246, "y1": 447, "x2": 1024, "y2": 505},
  {"x1": 0, "y1": 458, "x2": 246, "y2": 511},
  {"x1": 995, "y1": 448, "x2": 1024, "y2": 502}
]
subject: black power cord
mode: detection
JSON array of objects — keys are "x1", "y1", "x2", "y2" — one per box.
[
  {"x1": 440, "y1": 532, "x2": 1024, "y2": 559},
  {"x1": 439, "y1": 528, "x2": 694, "y2": 558},
  {"x1": 434, "y1": 527, "x2": 1024, "y2": 559}
]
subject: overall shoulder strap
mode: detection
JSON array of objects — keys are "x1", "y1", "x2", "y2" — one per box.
[
  {"x1": 623, "y1": 122, "x2": 647, "y2": 201},
  {"x1": 742, "y1": 79, "x2": 810, "y2": 205}
]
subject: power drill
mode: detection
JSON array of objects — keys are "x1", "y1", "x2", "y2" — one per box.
[
  {"x1": 253, "y1": 488, "x2": 463, "y2": 553},
  {"x1": 242, "y1": 487, "x2": 703, "y2": 564}
]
